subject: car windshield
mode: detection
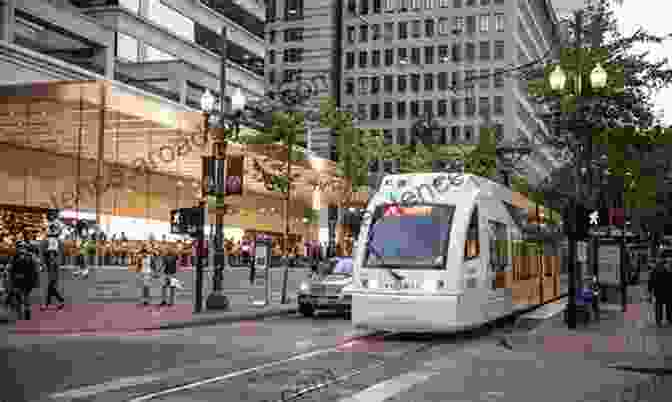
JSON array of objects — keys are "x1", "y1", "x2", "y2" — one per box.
[{"x1": 364, "y1": 204, "x2": 455, "y2": 269}]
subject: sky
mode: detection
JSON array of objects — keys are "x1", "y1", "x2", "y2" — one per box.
[{"x1": 554, "y1": 0, "x2": 672, "y2": 125}]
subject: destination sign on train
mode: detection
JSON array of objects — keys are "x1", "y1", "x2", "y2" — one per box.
[{"x1": 384, "y1": 205, "x2": 433, "y2": 216}]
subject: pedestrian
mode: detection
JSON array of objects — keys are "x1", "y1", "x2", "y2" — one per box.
[
  {"x1": 665, "y1": 259, "x2": 672, "y2": 325},
  {"x1": 160, "y1": 246, "x2": 178, "y2": 306},
  {"x1": 8, "y1": 240, "x2": 40, "y2": 320},
  {"x1": 41, "y1": 236, "x2": 65, "y2": 310},
  {"x1": 648, "y1": 259, "x2": 667, "y2": 326},
  {"x1": 133, "y1": 244, "x2": 151, "y2": 306}
]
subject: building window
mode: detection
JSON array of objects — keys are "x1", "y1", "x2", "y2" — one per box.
[
  {"x1": 346, "y1": 52, "x2": 355, "y2": 69},
  {"x1": 411, "y1": 0, "x2": 421, "y2": 9},
  {"x1": 345, "y1": 78, "x2": 355, "y2": 95},
  {"x1": 466, "y1": 0, "x2": 476, "y2": 6},
  {"x1": 453, "y1": 16, "x2": 464, "y2": 34},
  {"x1": 438, "y1": 72, "x2": 448, "y2": 90},
  {"x1": 480, "y1": 0, "x2": 489, "y2": 5},
  {"x1": 385, "y1": 48, "x2": 394, "y2": 65},
  {"x1": 425, "y1": 0, "x2": 433, "y2": 8},
  {"x1": 283, "y1": 48, "x2": 303, "y2": 63},
  {"x1": 384, "y1": 22, "x2": 394, "y2": 41},
  {"x1": 384, "y1": 102, "x2": 393, "y2": 119},
  {"x1": 479, "y1": 69, "x2": 489, "y2": 89},
  {"x1": 371, "y1": 76, "x2": 380, "y2": 93},
  {"x1": 347, "y1": 0, "x2": 356, "y2": 14},
  {"x1": 360, "y1": 25, "x2": 369, "y2": 42},
  {"x1": 268, "y1": 69, "x2": 276, "y2": 84},
  {"x1": 439, "y1": 127, "x2": 448, "y2": 144},
  {"x1": 370, "y1": 103, "x2": 380, "y2": 120},
  {"x1": 358, "y1": 77, "x2": 369, "y2": 95},
  {"x1": 479, "y1": 97, "x2": 490, "y2": 116},
  {"x1": 438, "y1": 99, "x2": 448, "y2": 116},
  {"x1": 412, "y1": 20, "x2": 422, "y2": 38},
  {"x1": 361, "y1": 0, "x2": 370, "y2": 14},
  {"x1": 451, "y1": 125, "x2": 460, "y2": 142},
  {"x1": 465, "y1": 97, "x2": 476, "y2": 116},
  {"x1": 425, "y1": 19, "x2": 435, "y2": 37},
  {"x1": 374, "y1": 0, "x2": 382, "y2": 13},
  {"x1": 479, "y1": 41, "x2": 490, "y2": 60},
  {"x1": 398, "y1": 47, "x2": 408, "y2": 64},
  {"x1": 424, "y1": 46, "x2": 434, "y2": 64},
  {"x1": 494, "y1": 0, "x2": 503, "y2": 3},
  {"x1": 359, "y1": 51, "x2": 368, "y2": 68},
  {"x1": 398, "y1": 74, "x2": 407, "y2": 92},
  {"x1": 397, "y1": 101, "x2": 407, "y2": 119},
  {"x1": 384, "y1": 75, "x2": 394, "y2": 92},
  {"x1": 465, "y1": 42, "x2": 475, "y2": 62},
  {"x1": 411, "y1": 47, "x2": 421, "y2": 64},
  {"x1": 424, "y1": 73, "x2": 434, "y2": 91},
  {"x1": 357, "y1": 104, "x2": 368, "y2": 120},
  {"x1": 438, "y1": 45, "x2": 449, "y2": 62},
  {"x1": 464, "y1": 207, "x2": 480, "y2": 260},
  {"x1": 453, "y1": 0, "x2": 461, "y2": 6},
  {"x1": 466, "y1": 16, "x2": 476, "y2": 34},
  {"x1": 384, "y1": 0, "x2": 395, "y2": 11},
  {"x1": 284, "y1": 28, "x2": 304, "y2": 42},
  {"x1": 424, "y1": 100, "x2": 433, "y2": 117},
  {"x1": 494, "y1": 96, "x2": 504, "y2": 114},
  {"x1": 372, "y1": 50, "x2": 381, "y2": 67},
  {"x1": 145, "y1": 45, "x2": 174, "y2": 62},
  {"x1": 494, "y1": 123, "x2": 503, "y2": 139},
  {"x1": 464, "y1": 125, "x2": 474, "y2": 142},
  {"x1": 478, "y1": 14, "x2": 489, "y2": 33},
  {"x1": 439, "y1": 18, "x2": 450, "y2": 35},
  {"x1": 266, "y1": 0, "x2": 276, "y2": 21},
  {"x1": 495, "y1": 40, "x2": 504, "y2": 59},
  {"x1": 410, "y1": 74, "x2": 420, "y2": 92},
  {"x1": 440, "y1": 0, "x2": 450, "y2": 7},
  {"x1": 451, "y1": 71, "x2": 461, "y2": 89},
  {"x1": 397, "y1": 127, "x2": 407, "y2": 144},
  {"x1": 398, "y1": 21, "x2": 408, "y2": 39},
  {"x1": 116, "y1": 33, "x2": 139, "y2": 62},
  {"x1": 283, "y1": 69, "x2": 302, "y2": 82},
  {"x1": 372, "y1": 24, "x2": 381, "y2": 40},
  {"x1": 285, "y1": 0, "x2": 304, "y2": 20},
  {"x1": 347, "y1": 26, "x2": 356, "y2": 43},
  {"x1": 410, "y1": 100, "x2": 420, "y2": 117},
  {"x1": 452, "y1": 43, "x2": 461, "y2": 62},
  {"x1": 465, "y1": 70, "x2": 475, "y2": 89},
  {"x1": 494, "y1": 68, "x2": 504, "y2": 88},
  {"x1": 269, "y1": 30, "x2": 277, "y2": 44},
  {"x1": 495, "y1": 13, "x2": 504, "y2": 32},
  {"x1": 451, "y1": 99, "x2": 461, "y2": 117}
]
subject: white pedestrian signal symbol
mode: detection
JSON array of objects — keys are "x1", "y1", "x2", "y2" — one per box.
[
  {"x1": 172, "y1": 212, "x2": 180, "y2": 225},
  {"x1": 589, "y1": 210, "x2": 599, "y2": 226}
]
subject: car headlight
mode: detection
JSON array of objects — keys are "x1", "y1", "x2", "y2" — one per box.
[{"x1": 299, "y1": 282, "x2": 310, "y2": 292}]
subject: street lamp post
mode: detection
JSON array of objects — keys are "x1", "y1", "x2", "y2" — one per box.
[
  {"x1": 199, "y1": 26, "x2": 246, "y2": 311},
  {"x1": 547, "y1": 10, "x2": 609, "y2": 328}
]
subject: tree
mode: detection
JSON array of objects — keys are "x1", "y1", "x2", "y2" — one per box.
[
  {"x1": 241, "y1": 110, "x2": 306, "y2": 255},
  {"x1": 463, "y1": 126, "x2": 498, "y2": 179}
]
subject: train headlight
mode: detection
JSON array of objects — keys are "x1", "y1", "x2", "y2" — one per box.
[{"x1": 299, "y1": 282, "x2": 310, "y2": 293}]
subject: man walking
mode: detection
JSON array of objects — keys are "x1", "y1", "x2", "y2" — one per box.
[
  {"x1": 42, "y1": 235, "x2": 65, "y2": 310},
  {"x1": 160, "y1": 246, "x2": 178, "y2": 306},
  {"x1": 9, "y1": 240, "x2": 40, "y2": 320}
]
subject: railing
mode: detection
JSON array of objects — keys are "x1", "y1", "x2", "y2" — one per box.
[{"x1": 198, "y1": 0, "x2": 265, "y2": 39}]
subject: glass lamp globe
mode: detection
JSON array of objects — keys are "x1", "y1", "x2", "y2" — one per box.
[
  {"x1": 200, "y1": 89, "x2": 215, "y2": 112},
  {"x1": 231, "y1": 87, "x2": 246, "y2": 111},
  {"x1": 549, "y1": 65, "x2": 567, "y2": 91},
  {"x1": 590, "y1": 63, "x2": 608, "y2": 89}
]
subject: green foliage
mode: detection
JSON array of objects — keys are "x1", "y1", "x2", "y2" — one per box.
[
  {"x1": 303, "y1": 207, "x2": 320, "y2": 225},
  {"x1": 463, "y1": 127, "x2": 498, "y2": 179}
]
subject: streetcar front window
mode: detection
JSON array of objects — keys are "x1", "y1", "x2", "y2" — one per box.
[{"x1": 364, "y1": 204, "x2": 455, "y2": 269}]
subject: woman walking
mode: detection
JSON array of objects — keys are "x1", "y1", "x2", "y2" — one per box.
[{"x1": 160, "y1": 246, "x2": 179, "y2": 306}]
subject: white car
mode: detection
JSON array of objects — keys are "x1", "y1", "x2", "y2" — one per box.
[{"x1": 297, "y1": 257, "x2": 353, "y2": 318}]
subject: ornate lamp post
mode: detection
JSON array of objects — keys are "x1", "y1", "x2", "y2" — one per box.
[{"x1": 200, "y1": 84, "x2": 246, "y2": 311}]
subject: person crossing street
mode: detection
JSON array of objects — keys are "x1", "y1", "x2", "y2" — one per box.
[
  {"x1": 648, "y1": 259, "x2": 670, "y2": 326},
  {"x1": 8, "y1": 240, "x2": 40, "y2": 320},
  {"x1": 41, "y1": 238, "x2": 65, "y2": 310}
]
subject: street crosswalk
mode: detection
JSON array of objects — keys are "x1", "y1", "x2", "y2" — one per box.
[{"x1": 338, "y1": 371, "x2": 438, "y2": 402}]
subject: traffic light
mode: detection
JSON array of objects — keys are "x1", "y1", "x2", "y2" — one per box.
[{"x1": 609, "y1": 207, "x2": 626, "y2": 226}]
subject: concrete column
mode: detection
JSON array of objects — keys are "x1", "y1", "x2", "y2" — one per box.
[
  {"x1": 105, "y1": 46, "x2": 115, "y2": 79},
  {"x1": 0, "y1": 0, "x2": 16, "y2": 43},
  {"x1": 179, "y1": 79, "x2": 188, "y2": 104}
]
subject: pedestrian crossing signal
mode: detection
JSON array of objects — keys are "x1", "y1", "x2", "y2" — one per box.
[{"x1": 170, "y1": 208, "x2": 204, "y2": 236}]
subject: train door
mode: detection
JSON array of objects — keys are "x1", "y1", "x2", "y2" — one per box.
[{"x1": 486, "y1": 219, "x2": 511, "y2": 317}]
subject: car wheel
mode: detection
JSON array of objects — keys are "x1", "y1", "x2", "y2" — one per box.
[{"x1": 299, "y1": 303, "x2": 314, "y2": 317}]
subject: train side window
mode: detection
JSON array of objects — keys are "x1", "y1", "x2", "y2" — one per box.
[{"x1": 464, "y1": 207, "x2": 479, "y2": 260}]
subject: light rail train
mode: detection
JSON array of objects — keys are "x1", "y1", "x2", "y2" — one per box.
[{"x1": 346, "y1": 173, "x2": 565, "y2": 332}]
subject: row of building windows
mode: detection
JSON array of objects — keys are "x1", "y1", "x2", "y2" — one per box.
[
  {"x1": 366, "y1": 124, "x2": 504, "y2": 159},
  {"x1": 346, "y1": 0, "x2": 505, "y2": 16},
  {"x1": 267, "y1": 0, "x2": 304, "y2": 21},
  {"x1": 268, "y1": 28, "x2": 304, "y2": 44},
  {"x1": 343, "y1": 96, "x2": 505, "y2": 121},
  {"x1": 346, "y1": 14, "x2": 504, "y2": 43},
  {"x1": 344, "y1": 70, "x2": 505, "y2": 94},
  {"x1": 344, "y1": 41, "x2": 505, "y2": 69}
]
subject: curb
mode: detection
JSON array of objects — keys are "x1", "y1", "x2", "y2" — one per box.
[{"x1": 6, "y1": 305, "x2": 299, "y2": 335}]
